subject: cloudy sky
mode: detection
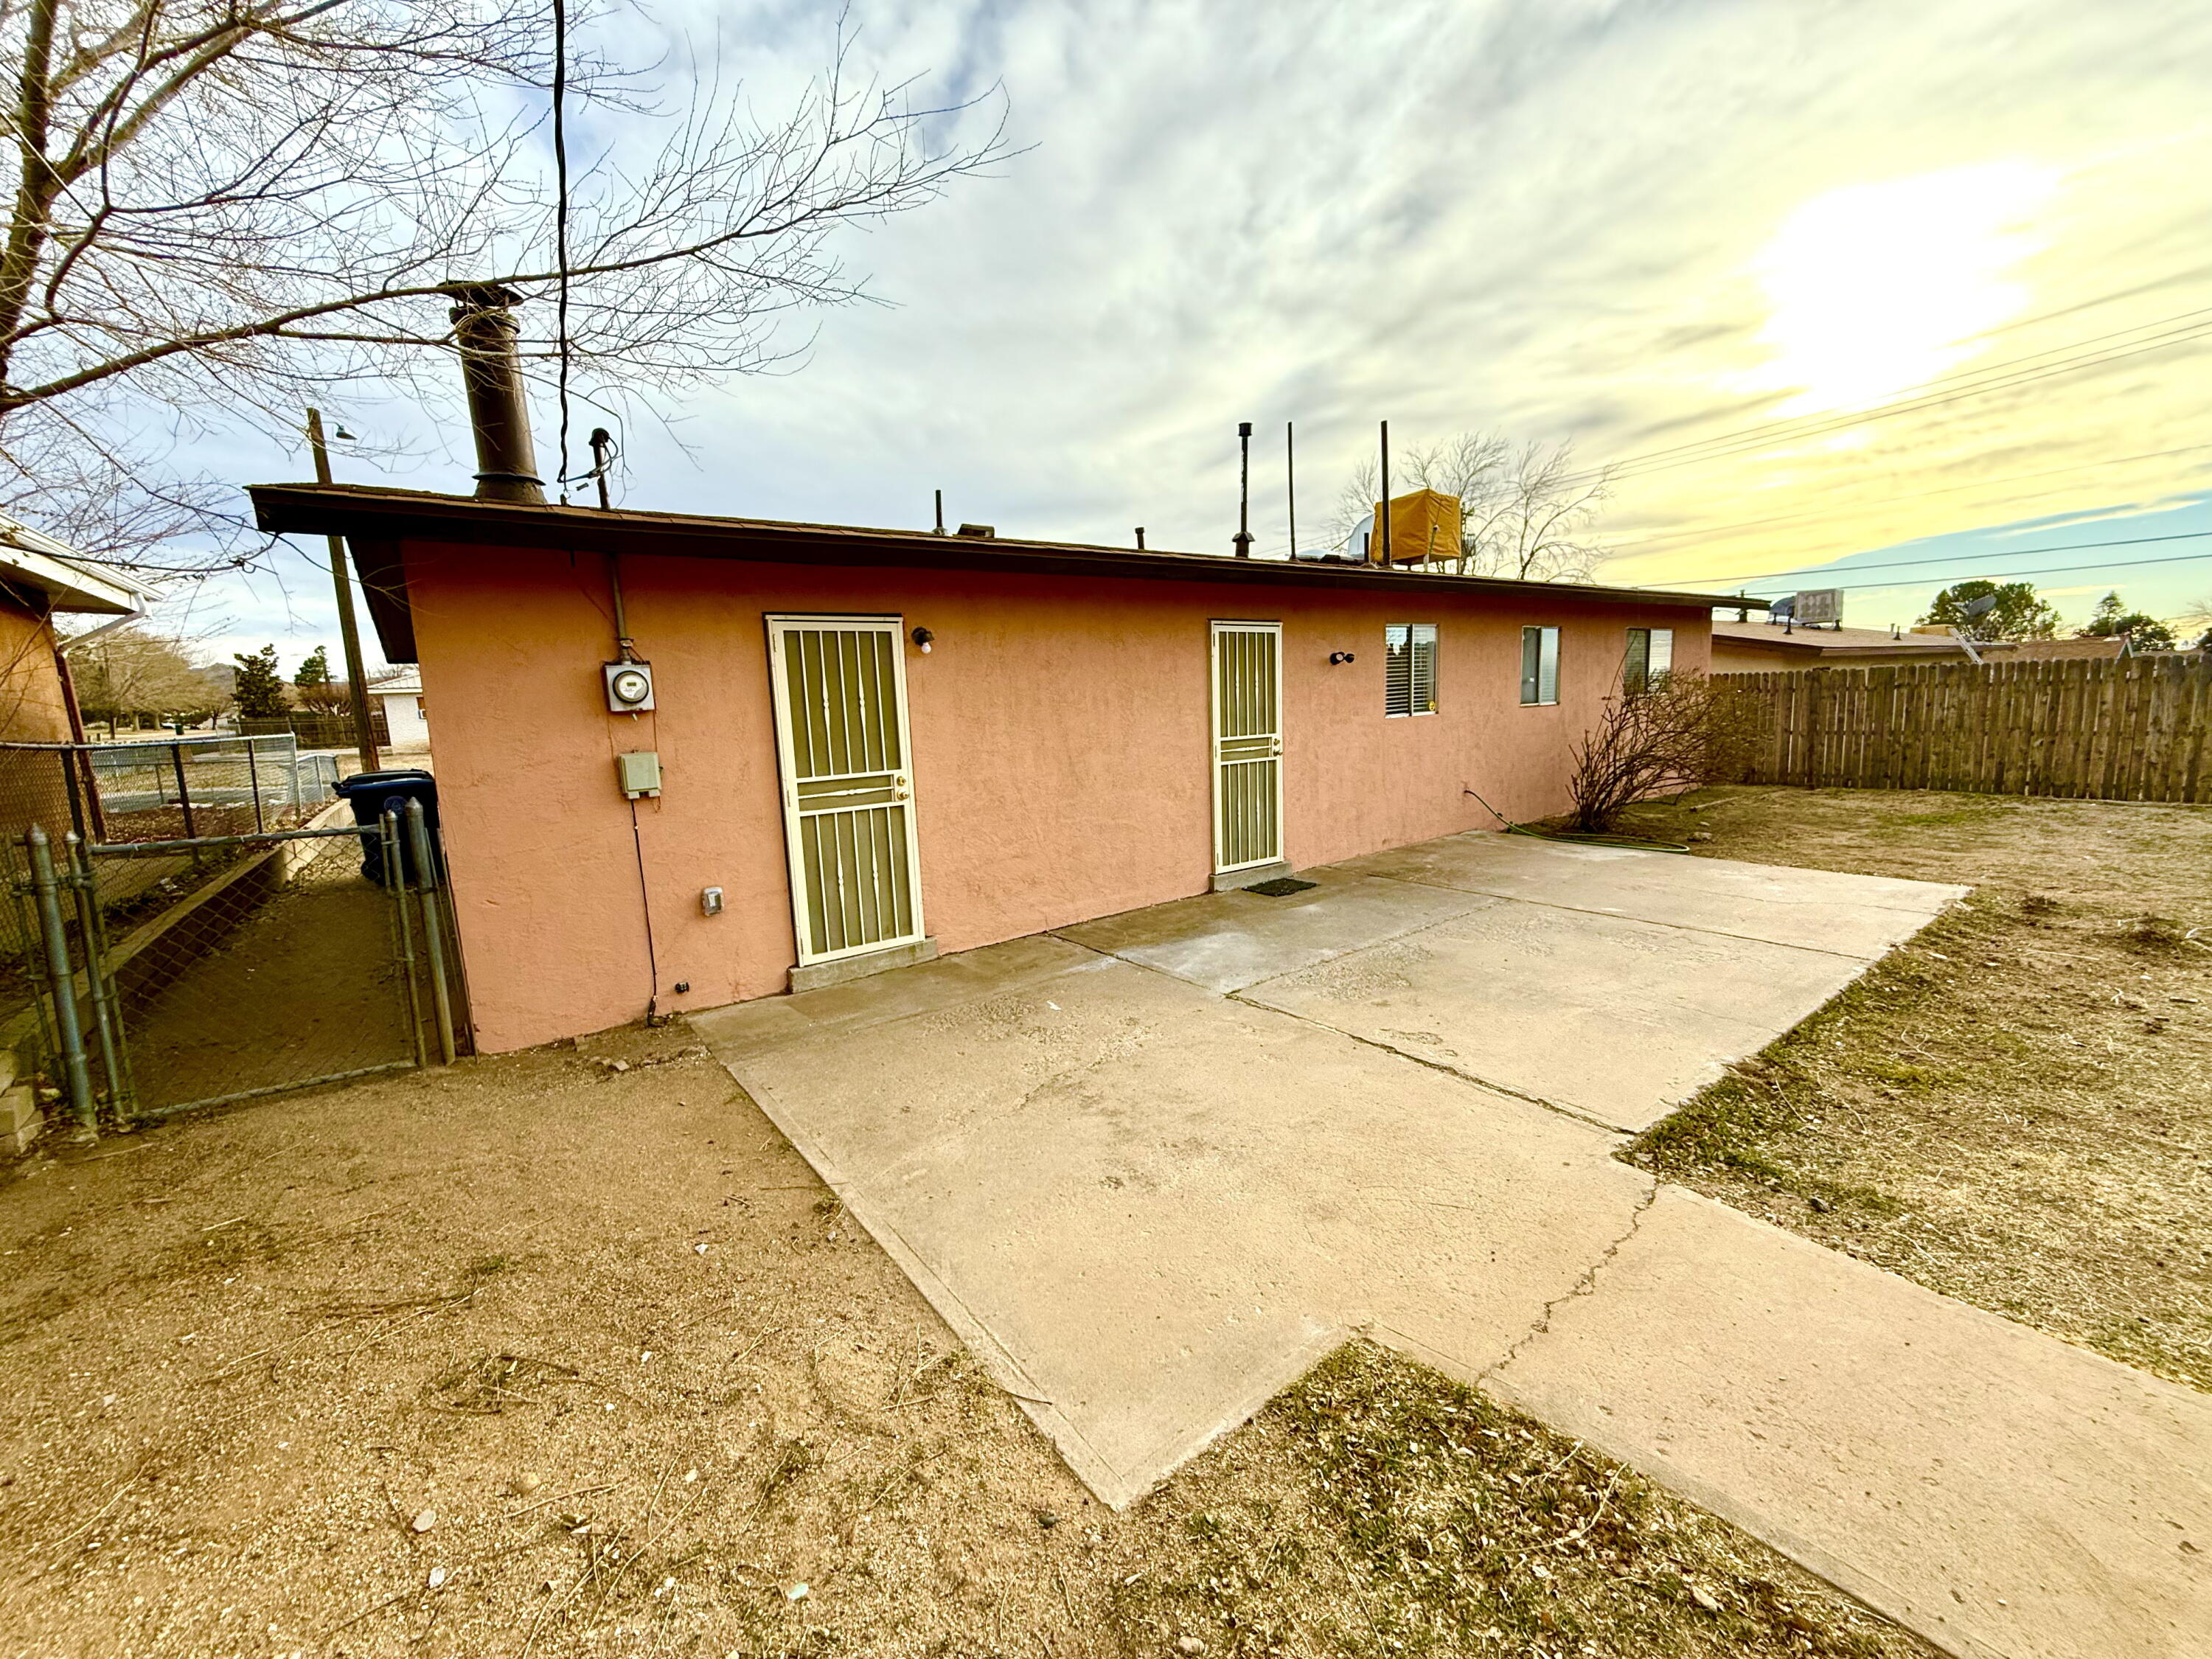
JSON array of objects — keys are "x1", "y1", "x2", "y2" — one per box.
[{"x1": 186, "y1": 0, "x2": 2212, "y2": 669}]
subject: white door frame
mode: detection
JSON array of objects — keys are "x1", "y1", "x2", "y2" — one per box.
[
  {"x1": 765, "y1": 613, "x2": 927, "y2": 967},
  {"x1": 1208, "y1": 619, "x2": 1284, "y2": 874}
]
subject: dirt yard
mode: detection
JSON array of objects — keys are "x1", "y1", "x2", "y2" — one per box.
[
  {"x1": 1618, "y1": 786, "x2": 2212, "y2": 1392},
  {"x1": 0, "y1": 1020, "x2": 1924, "y2": 1658}
]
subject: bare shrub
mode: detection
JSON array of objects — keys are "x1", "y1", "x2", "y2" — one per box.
[{"x1": 1566, "y1": 674, "x2": 1764, "y2": 833}]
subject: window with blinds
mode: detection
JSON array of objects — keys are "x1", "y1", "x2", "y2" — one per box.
[
  {"x1": 1520, "y1": 625, "x2": 1559, "y2": 706},
  {"x1": 1624, "y1": 627, "x2": 1674, "y2": 694},
  {"x1": 1385, "y1": 623, "x2": 1438, "y2": 717}
]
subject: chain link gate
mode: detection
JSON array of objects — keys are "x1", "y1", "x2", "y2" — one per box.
[{"x1": 10, "y1": 801, "x2": 465, "y2": 1136}]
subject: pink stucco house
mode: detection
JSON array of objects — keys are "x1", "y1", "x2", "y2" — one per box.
[{"x1": 251, "y1": 483, "x2": 1729, "y2": 1053}]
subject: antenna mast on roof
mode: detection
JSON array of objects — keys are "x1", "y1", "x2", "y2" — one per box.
[
  {"x1": 1234, "y1": 422, "x2": 1253, "y2": 559},
  {"x1": 1285, "y1": 421, "x2": 1296, "y2": 562},
  {"x1": 1377, "y1": 421, "x2": 1392, "y2": 565}
]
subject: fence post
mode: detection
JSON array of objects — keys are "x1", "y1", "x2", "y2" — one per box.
[
  {"x1": 170, "y1": 742, "x2": 198, "y2": 838},
  {"x1": 26, "y1": 827, "x2": 97, "y2": 1138},
  {"x1": 245, "y1": 740, "x2": 265, "y2": 833},
  {"x1": 64, "y1": 831, "x2": 133, "y2": 1122},
  {"x1": 405, "y1": 799, "x2": 458, "y2": 1065}
]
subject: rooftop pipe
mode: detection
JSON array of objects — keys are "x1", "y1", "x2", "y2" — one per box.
[{"x1": 446, "y1": 284, "x2": 545, "y2": 504}]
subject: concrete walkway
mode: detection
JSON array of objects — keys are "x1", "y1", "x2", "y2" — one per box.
[{"x1": 695, "y1": 833, "x2": 2211, "y2": 1659}]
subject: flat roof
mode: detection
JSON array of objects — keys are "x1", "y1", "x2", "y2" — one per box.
[{"x1": 249, "y1": 482, "x2": 1757, "y2": 663}]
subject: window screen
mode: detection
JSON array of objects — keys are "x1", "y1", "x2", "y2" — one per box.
[
  {"x1": 1385, "y1": 623, "x2": 1438, "y2": 717},
  {"x1": 1520, "y1": 626, "x2": 1559, "y2": 706},
  {"x1": 1624, "y1": 627, "x2": 1674, "y2": 694}
]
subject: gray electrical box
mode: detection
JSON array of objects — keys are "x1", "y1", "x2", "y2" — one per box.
[{"x1": 616, "y1": 750, "x2": 661, "y2": 799}]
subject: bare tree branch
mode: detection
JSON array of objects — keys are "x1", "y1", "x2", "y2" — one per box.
[
  {"x1": 0, "y1": 1, "x2": 1015, "y2": 568},
  {"x1": 1332, "y1": 429, "x2": 1611, "y2": 581}
]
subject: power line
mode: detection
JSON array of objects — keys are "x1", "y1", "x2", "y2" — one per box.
[
  {"x1": 552, "y1": 0, "x2": 573, "y2": 497},
  {"x1": 1688, "y1": 548, "x2": 2212, "y2": 599},
  {"x1": 1596, "y1": 442, "x2": 2212, "y2": 556},
  {"x1": 1570, "y1": 305, "x2": 2212, "y2": 487},
  {"x1": 1632, "y1": 530, "x2": 2212, "y2": 592}
]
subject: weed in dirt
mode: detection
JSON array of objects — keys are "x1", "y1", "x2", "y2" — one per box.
[
  {"x1": 1111, "y1": 1342, "x2": 1927, "y2": 1658},
  {"x1": 2124, "y1": 913, "x2": 2197, "y2": 953}
]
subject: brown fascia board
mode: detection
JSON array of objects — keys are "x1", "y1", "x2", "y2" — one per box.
[{"x1": 249, "y1": 482, "x2": 1759, "y2": 662}]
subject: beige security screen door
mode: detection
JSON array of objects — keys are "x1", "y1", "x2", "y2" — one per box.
[
  {"x1": 1211, "y1": 620, "x2": 1284, "y2": 874},
  {"x1": 766, "y1": 616, "x2": 925, "y2": 966}
]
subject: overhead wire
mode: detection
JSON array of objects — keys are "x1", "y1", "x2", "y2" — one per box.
[
  {"x1": 1596, "y1": 442, "x2": 2212, "y2": 557},
  {"x1": 1630, "y1": 529, "x2": 2212, "y2": 593},
  {"x1": 1564, "y1": 304, "x2": 2212, "y2": 487},
  {"x1": 1697, "y1": 548, "x2": 2212, "y2": 598},
  {"x1": 552, "y1": 0, "x2": 573, "y2": 498}
]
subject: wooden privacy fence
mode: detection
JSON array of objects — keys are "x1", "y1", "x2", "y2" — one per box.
[{"x1": 1726, "y1": 655, "x2": 2212, "y2": 803}]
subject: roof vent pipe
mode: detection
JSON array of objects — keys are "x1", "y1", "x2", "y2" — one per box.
[{"x1": 446, "y1": 284, "x2": 545, "y2": 504}]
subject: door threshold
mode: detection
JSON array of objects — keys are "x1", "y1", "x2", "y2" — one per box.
[
  {"x1": 1211, "y1": 860, "x2": 1295, "y2": 894},
  {"x1": 788, "y1": 937, "x2": 939, "y2": 995}
]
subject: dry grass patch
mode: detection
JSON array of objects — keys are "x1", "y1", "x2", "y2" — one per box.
[
  {"x1": 1105, "y1": 1342, "x2": 1928, "y2": 1658},
  {"x1": 1618, "y1": 787, "x2": 2212, "y2": 1390}
]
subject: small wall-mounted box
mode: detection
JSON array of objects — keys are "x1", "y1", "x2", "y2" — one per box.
[{"x1": 616, "y1": 750, "x2": 661, "y2": 799}]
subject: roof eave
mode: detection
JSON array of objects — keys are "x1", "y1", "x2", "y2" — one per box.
[{"x1": 248, "y1": 483, "x2": 1761, "y2": 613}]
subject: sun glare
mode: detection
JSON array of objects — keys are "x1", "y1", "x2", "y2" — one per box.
[{"x1": 1742, "y1": 161, "x2": 2058, "y2": 415}]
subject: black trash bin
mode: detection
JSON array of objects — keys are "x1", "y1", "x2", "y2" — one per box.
[{"x1": 334, "y1": 769, "x2": 440, "y2": 887}]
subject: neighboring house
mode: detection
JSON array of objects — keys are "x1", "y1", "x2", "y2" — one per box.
[
  {"x1": 0, "y1": 515, "x2": 160, "y2": 879},
  {"x1": 1714, "y1": 620, "x2": 2138, "y2": 672},
  {"x1": 1711, "y1": 619, "x2": 1975, "y2": 672},
  {"x1": 0, "y1": 511, "x2": 158, "y2": 745},
  {"x1": 367, "y1": 667, "x2": 428, "y2": 751},
  {"x1": 251, "y1": 483, "x2": 1743, "y2": 1053}
]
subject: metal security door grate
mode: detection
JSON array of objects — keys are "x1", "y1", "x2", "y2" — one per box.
[
  {"x1": 767, "y1": 617, "x2": 925, "y2": 965},
  {"x1": 1211, "y1": 621, "x2": 1283, "y2": 872}
]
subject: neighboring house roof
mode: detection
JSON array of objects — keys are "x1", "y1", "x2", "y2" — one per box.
[
  {"x1": 1712, "y1": 620, "x2": 1971, "y2": 661},
  {"x1": 1978, "y1": 636, "x2": 2126, "y2": 662},
  {"x1": 367, "y1": 668, "x2": 422, "y2": 696},
  {"x1": 0, "y1": 510, "x2": 161, "y2": 615},
  {"x1": 248, "y1": 483, "x2": 1762, "y2": 664},
  {"x1": 1714, "y1": 622, "x2": 2140, "y2": 667}
]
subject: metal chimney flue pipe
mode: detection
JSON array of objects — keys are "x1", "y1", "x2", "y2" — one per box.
[{"x1": 446, "y1": 284, "x2": 545, "y2": 504}]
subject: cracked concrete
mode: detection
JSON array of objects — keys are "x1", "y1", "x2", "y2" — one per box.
[{"x1": 695, "y1": 831, "x2": 2212, "y2": 1659}]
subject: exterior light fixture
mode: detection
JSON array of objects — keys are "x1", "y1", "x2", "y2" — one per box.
[
  {"x1": 911, "y1": 627, "x2": 935, "y2": 654},
  {"x1": 1330, "y1": 651, "x2": 1357, "y2": 665}
]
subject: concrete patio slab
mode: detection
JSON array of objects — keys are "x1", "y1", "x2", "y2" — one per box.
[
  {"x1": 703, "y1": 943, "x2": 1652, "y2": 1504},
  {"x1": 1055, "y1": 870, "x2": 1497, "y2": 993},
  {"x1": 696, "y1": 830, "x2": 2212, "y2": 1659},
  {"x1": 1334, "y1": 832, "x2": 1967, "y2": 959},
  {"x1": 1238, "y1": 902, "x2": 1879, "y2": 1131},
  {"x1": 1478, "y1": 1186, "x2": 2212, "y2": 1659}
]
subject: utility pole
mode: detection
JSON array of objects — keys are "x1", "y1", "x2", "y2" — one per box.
[
  {"x1": 305, "y1": 408, "x2": 381, "y2": 773},
  {"x1": 1233, "y1": 422, "x2": 1253, "y2": 558}
]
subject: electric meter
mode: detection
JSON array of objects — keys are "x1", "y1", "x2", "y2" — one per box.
[{"x1": 604, "y1": 660, "x2": 655, "y2": 712}]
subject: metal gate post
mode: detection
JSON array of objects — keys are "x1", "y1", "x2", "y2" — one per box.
[
  {"x1": 26, "y1": 827, "x2": 96, "y2": 1138},
  {"x1": 405, "y1": 800, "x2": 457, "y2": 1065},
  {"x1": 64, "y1": 832, "x2": 132, "y2": 1121},
  {"x1": 171, "y1": 742, "x2": 198, "y2": 838},
  {"x1": 245, "y1": 740, "x2": 265, "y2": 832},
  {"x1": 383, "y1": 811, "x2": 428, "y2": 1068}
]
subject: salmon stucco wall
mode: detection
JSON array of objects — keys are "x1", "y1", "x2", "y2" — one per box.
[
  {"x1": 403, "y1": 540, "x2": 1710, "y2": 1051},
  {"x1": 0, "y1": 599, "x2": 72, "y2": 744}
]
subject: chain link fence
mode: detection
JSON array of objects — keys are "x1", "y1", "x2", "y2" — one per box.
[{"x1": 3, "y1": 799, "x2": 464, "y2": 1140}]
